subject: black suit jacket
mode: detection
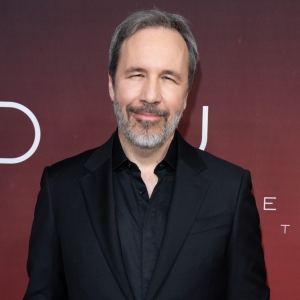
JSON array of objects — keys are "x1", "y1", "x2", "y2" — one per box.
[{"x1": 24, "y1": 132, "x2": 270, "y2": 300}]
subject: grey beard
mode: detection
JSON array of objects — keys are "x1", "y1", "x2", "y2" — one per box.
[{"x1": 113, "y1": 100, "x2": 184, "y2": 149}]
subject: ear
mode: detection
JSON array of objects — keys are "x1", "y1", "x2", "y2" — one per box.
[
  {"x1": 183, "y1": 93, "x2": 188, "y2": 110},
  {"x1": 108, "y1": 75, "x2": 115, "y2": 101}
]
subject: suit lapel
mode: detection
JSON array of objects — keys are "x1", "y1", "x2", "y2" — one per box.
[
  {"x1": 79, "y1": 135, "x2": 134, "y2": 300},
  {"x1": 145, "y1": 133, "x2": 210, "y2": 300}
]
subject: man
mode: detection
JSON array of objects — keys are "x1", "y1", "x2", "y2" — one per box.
[{"x1": 24, "y1": 9, "x2": 270, "y2": 300}]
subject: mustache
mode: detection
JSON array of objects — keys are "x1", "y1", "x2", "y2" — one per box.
[{"x1": 126, "y1": 103, "x2": 170, "y2": 118}]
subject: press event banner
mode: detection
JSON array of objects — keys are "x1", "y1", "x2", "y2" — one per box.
[{"x1": 0, "y1": 1, "x2": 299, "y2": 299}]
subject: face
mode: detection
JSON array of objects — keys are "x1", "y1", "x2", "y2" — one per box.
[{"x1": 109, "y1": 27, "x2": 189, "y2": 149}]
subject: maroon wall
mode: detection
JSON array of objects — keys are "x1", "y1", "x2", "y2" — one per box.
[{"x1": 1, "y1": 0, "x2": 299, "y2": 299}]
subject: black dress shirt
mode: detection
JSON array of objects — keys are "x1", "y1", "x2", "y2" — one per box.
[{"x1": 112, "y1": 134, "x2": 177, "y2": 300}]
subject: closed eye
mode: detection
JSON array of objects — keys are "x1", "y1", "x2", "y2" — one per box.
[
  {"x1": 162, "y1": 76, "x2": 176, "y2": 82},
  {"x1": 131, "y1": 74, "x2": 144, "y2": 78}
]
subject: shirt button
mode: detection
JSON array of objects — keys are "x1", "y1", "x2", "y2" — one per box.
[{"x1": 140, "y1": 189, "x2": 146, "y2": 195}]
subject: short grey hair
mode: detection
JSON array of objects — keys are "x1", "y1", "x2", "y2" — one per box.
[{"x1": 108, "y1": 9, "x2": 199, "y2": 91}]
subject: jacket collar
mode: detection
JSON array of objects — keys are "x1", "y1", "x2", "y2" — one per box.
[{"x1": 83, "y1": 132, "x2": 115, "y2": 172}]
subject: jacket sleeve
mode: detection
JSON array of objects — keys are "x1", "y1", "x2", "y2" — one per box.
[
  {"x1": 24, "y1": 167, "x2": 68, "y2": 299},
  {"x1": 225, "y1": 170, "x2": 270, "y2": 300}
]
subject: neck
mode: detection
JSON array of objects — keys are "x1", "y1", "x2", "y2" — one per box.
[{"x1": 118, "y1": 130, "x2": 174, "y2": 171}]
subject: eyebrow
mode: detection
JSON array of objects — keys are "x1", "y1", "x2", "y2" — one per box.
[
  {"x1": 125, "y1": 67, "x2": 182, "y2": 81},
  {"x1": 124, "y1": 67, "x2": 146, "y2": 74}
]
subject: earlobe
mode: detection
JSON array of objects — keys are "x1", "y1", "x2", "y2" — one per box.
[
  {"x1": 183, "y1": 93, "x2": 188, "y2": 110},
  {"x1": 108, "y1": 75, "x2": 115, "y2": 101}
]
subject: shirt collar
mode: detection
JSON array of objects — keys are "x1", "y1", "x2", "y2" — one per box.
[{"x1": 112, "y1": 130, "x2": 178, "y2": 170}]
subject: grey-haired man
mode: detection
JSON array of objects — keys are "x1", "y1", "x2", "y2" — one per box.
[{"x1": 24, "y1": 9, "x2": 270, "y2": 300}]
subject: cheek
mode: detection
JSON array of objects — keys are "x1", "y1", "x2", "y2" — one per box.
[
  {"x1": 161, "y1": 89, "x2": 187, "y2": 111},
  {"x1": 116, "y1": 81, "x2": 142, "y2": 103}
]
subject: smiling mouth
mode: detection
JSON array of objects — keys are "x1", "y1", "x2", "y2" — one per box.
[
  {"x1": 134, "y1": 112, "x2": 162, "y2": 121},
  {"x1": 127, "y1": 103, "x2": 170, "y2": 122}
]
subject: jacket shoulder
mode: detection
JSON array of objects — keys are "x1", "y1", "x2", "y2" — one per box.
[
  {"x1": 177, "y1": 131, "x2": 246, "y2": 178},
  {"x1": 51, "y1": 148, "x2": 96, "y2": 170},
  {"x1": 197, "y1": 149, "x2": 246, "y2": 174},
  {"x1": 45, "y1": 148, "x2": 97, "y2": 182},
  {"x1": 46, "y1": 132, "x2": 115, "y2": 180},
  {"x1": 192, "y1": 148, "x2": 249, "y2": 185}
]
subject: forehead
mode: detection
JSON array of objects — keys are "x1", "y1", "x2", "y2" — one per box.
[{"x1": 118, "y1": 27, "x2": 189, "y2": 71}]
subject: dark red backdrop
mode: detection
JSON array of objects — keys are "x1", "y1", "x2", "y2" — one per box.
[{"x1": 1, "y1": 1, "x2": 299, "y2": 299}]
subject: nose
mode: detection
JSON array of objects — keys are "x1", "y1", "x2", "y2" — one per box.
[{"x1": 140, "y1": 77, "x2": 161, "y2": 104}]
